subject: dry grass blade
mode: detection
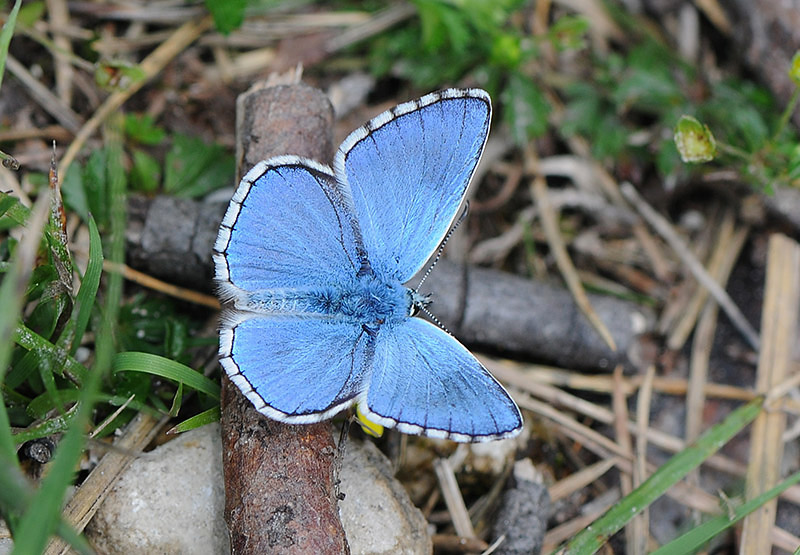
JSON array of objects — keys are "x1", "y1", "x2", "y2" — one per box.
[
  {"x1": 324, "y1": 3, "x2": 416, "y2": 53},
  {"x1": 547, "y1": 456, "x2": 620, "y2": 502},
  {"x1": 46, "y1": 0, "x2": 74, "y2": 106},
  {"x1": 492, "y1": 359, "x2": 800, "y2": 493},
  {"x1": 694, "y1": 0, "x2": 732, "y2": 33},
  {"x1": 740, "y1": 234, "x2": 800, "y2": 551},
  {"x1": 620, "y1": 182, "x2": 760, "y2": 350},
  {"x1": 487, "y1": 360, "x2": 761, "y2": 402},
  {"x1": 531, "y1": 174, "x2": 617, "y2": 351},
  {"x1": 612, "y1": 366, "x2": 642, "y2": 554},
  {"x1": 102, "y1": 260, "x2": 220, "y2": 308},
  {"x1": 633, "y1": 365, "x2": 655, "y2": 553},
  {"x1": 434, "y1": 457, "x2": 476, "y2": 539},
  {"x1": 6, "y1": 55, "x2": 82, "y2": 132},
  {"x1": 668, "y1": 210, "x2": 749, "y2": 351}
]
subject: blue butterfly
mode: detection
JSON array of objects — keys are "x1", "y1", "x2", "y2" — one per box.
[{"x1": 214, "y1": 88, "x2": 522, "y2": 442}]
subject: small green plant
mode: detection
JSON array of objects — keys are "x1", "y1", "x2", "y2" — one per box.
[
  {"x1": 366, "y1": 1, "x2": 799, "y2": 191},
  {"x1": 672, "y1": 51, "x2": 800, "y2": 192},
  {"x1": 0, "y1": 119, "x2": 221, "y2": 550}
]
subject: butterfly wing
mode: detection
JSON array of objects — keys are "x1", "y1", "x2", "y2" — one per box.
[
  {"x1": 220, "y1": 313, "x2": 369, "y2": 422},
  {"x1": 214, "y1": 156, "x2": 366, "y2": 302},
  {"x1": 215, "y1": 157, "x2": 371, "y2": 421},
  {"x1": 335, "y1": 89, "x2": 491, "y2": 282},
  {"x1": 360, "y1": 318, "x2": 522, "y2": 442}
]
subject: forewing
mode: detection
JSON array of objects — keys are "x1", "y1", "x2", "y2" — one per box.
[
  {"x1": 214, "y1": 156, "x2": 366, "y2": 301},
  {"x1": 220, "y1": 314, "x2": 370, "y2": 422},
  {"x1": 361, "y1": 318, "x2": 522, "y2": 442},
  {"x1": 335, "y1": 89, "x2": 491, "y2": 282}
]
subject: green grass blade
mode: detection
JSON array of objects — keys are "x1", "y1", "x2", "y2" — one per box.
[
  {"x1": 0, "y1": 191, "x2": 31, "y2": 224},
  {"x1": 561, "y1": 397, "x2": 764, "y2": 554},
  {"x1": 70, "y1": 214, "x2": 103, "y2": 355},
  {"x1": 0, "y1": 0, "x2": 22, "y2": 90},
  {"x1": 168, "y1": 406, "x2": 221, "y2": 434},
  {"x1": 13, "y1": 403, "x2": 79, "y2": 445},
  {"x1": 53, "y1": 519, "x2": 93, "y2": 555},
  {"x1": 0, "y1": 196, "x2": 49, "y2": 467},
  {"x1": 10, "y1": 118, "x2": 128, "y2": 555},
  {"x1": 652, "y1": 468, "x2": 800, "y2": 554},
  {"x1": 14, "y1": 322, "x2": 89, "y2": 385},
  {"x1": 113, "y1": 351, "x2": 221, "y2": 399},
  {"x1": 10, "y1": 397, "x2": 97, "y2": 554}
]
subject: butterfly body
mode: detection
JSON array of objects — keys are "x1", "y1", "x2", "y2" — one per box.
[
  {"x1": 238, "y1": 273, "x2": 411, "y2": 326},
  {"x1": 215, "y1": 89, "x2": 522, "y2": 442}
]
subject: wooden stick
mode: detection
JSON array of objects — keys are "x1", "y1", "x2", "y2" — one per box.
[{"x1": 221, "y1": 82, "x2": 348, "y2": 554}]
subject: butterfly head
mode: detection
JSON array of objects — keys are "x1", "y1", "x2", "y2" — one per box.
[{"x1": 408, "y1": 290, "x2": 432, "y2": 317}]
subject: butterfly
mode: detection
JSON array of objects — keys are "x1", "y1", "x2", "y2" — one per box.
[{"x1": 213, "y1": 88, "x2": 522, "y2": 442}]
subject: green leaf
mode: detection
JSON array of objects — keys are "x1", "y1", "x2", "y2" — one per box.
[
  {"x1": 13, "y1": 323, "x2": 89, "y2": 385},
  {"x1": 16, "y1": 1, "x2": 44, "y2": 26},
  {"x1": 702, "y1": 80, "x2": 772, "y2": 152},
  {"x1": 547, "y1": 15, "x2": 589, "y2": 52},
  {"x1": 790, "y1": 51, "x2": 800, "y2": 88},
  {"x1": 489, "y1": 32, "x2": 522, "y2": 69},
  {"x1": 112, "y1": 352, "x2": 220, "y2": 399},
  {"x1": 124, "y1": 113, "x2": 166, "y2": 145},
  {"x1": 612, "y1": 42, "x2": 683, "y2": 111},
  {"x1": 0, "y1": 191, "x2": 31, "y2": 227},
  {"x1": 15, "y1": 402, "x2": 79, "y2": 443},
  {"x1": 502, "y1": 72, "x2": 550, "y2": 143},
  {"x1": 70, "y1": 215, "x2": 103, "y2": 355},
  {"x1": 60, "y1": 164, "x2": 89, "y2": 221},
  {"x1": 130, "y1": 149, "x2": 162, "y2": 193},
  {"x1": 83, "y1": 148, "x2": 108, "y2": 227},
  {"x1": 563, "y1": 397, "x2": 764, "y2": 553},
  {"x1": 204, "y1": 0, "x2": 247, "y2": 35},
  {"x1": 0, "y1": 0, "x2": 22, "y2": 90},
  {"x1": 168, "y1": 406, "x2": 220, "y2": 434},
  {"x1": 163, "y1": 134, "x2": 234, "y2": 197}
]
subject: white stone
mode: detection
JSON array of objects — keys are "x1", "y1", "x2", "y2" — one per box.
[
  {"x1": 339, "y1": 440, "x2": 431, "y2": 555},
  {"x1": 86, "y1": 424, "x2": 229, "y2": 554},
  {"x1": 86, "y1": 423, "x2": 431, "y2": 554}
]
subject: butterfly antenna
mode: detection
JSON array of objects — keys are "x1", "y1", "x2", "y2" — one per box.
[
  {"x1": 415, "y1": 202, "x2": 470, "y2": 291},
  {"x1": 417, "y1": 303, "x2": 453, "y2": 336}
]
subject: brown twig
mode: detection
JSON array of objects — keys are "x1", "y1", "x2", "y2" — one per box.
[{"x1": 221, "y1": 83, "x2": 348, "y2": 554}]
